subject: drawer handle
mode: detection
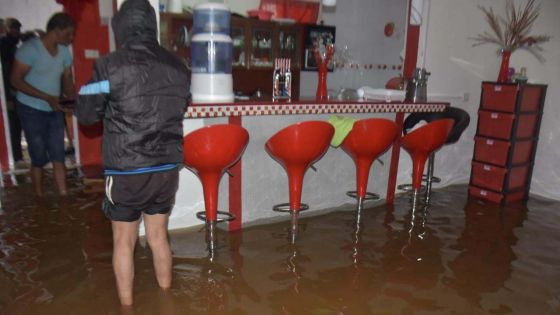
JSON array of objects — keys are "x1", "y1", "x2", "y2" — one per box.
[
  {"x1": 494, "y1": 85, "x2": 503, "y2": 92},
  {"x1": 480, "y1": 190, "x2": 488, "y2": 196},
  {"x1": 486, "y1": 139, "x2": 494, "y2": 145},
  {"x1": 491, "y1": 113, "x2": 499, "y2": 119},
  {"x1": 483, "y1": 165, "x2": 491, "y2": 171}
]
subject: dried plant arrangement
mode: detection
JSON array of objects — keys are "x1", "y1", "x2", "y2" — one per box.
[{"x1": 472, "y1": 0, "x2": 550, "y2": 62}]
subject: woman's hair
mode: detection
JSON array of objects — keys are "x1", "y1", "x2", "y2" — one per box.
[{"x1": 46, "y1": 12, "x2": 75, "y2": 32}]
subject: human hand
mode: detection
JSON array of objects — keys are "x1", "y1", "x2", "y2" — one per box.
[
  {"x1": 46, "y1": 95, "x2": 64, "y2": 112},
  {"x1": 59, "y1": 99, "x2": 75, "y2": 113}
]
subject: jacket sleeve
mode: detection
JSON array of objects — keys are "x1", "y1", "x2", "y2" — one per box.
[{"x1": 75, "y1": 58, "x2": 109, "y2": 126}]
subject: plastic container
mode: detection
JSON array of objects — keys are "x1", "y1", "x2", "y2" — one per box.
[
  {"x1": 468, "y1": 185, "x2": 526, "y2": 204},
  {"x1": 471, "y1": 161, "x2": 529, "y2": 192},
  {"x1": 473, "y1": 136, "x2": 534, "y2": 166},
  {"x1": 191, "y1": 32, "x2": 234, "y2": 103},
  {"x1": 191, "y1": 34, "x2": 232, "y2": 74},
  {"x1": 481, "y1": 83, "x2": 542, "y2": 113},
  {"x1": 477, "y1": 111, "x2": 538, "y2": 140},
  {"x1": 247, "y1": 9, "x2": 273, "y2": 21},
  {"x1": 192, "y1": 3, "x2": 231, "y2": 35}
]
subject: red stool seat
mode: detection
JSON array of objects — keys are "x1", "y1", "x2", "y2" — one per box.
[
  {"x1": 183, "y1": 124, "x2": 249, "y2": 222},
  {"x1": 265, "y1": 121, "x2": 334, "y2": 212},
  {"x1": 341, "y1": 118, "x2": 398, "y2": 202},
  {"x1": 401, "y1": 118, "x2": 455, "y2": 192},
  {"x1": 399, "y1": 107, "x2": 471, "y2": 202}
]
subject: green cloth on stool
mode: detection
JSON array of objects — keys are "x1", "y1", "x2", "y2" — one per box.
[{"x1": 327, "y1": 115, "x2": 357, "y2": 147}]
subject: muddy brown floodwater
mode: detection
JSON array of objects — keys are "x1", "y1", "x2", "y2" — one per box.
[{"x1": 1, "y1": 172, "x2": 559, "y2": 314}]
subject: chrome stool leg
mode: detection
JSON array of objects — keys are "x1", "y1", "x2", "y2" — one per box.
[
  {"x1": 398, "y1": 153, "x2": 440, "y2": 194},
  {"x1": 206, "y1": 221, "x2": 217, "y2": 252},
  {"x1": 425, "y1": 153, "x2": 435, "y2": 204},
  {"x1": 289, "y1": 212, "x2": 300, "y2": 244},
  {"x1": 357, "y1": 197, "x2": 364, "y2": 214},
  {"x1": 347, "y1": 191, "x2": 379, "y2": 215},
  {"x1": 196, "y1": 211, "x2": 236, "y2": 253},
  {"x1": 411, "y1": 189, "x2": 420, "y2": 211}
]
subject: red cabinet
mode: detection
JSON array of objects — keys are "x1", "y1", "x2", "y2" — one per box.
[{"x1": 469, "y1": 82, "x2": 547, "y2": 204}]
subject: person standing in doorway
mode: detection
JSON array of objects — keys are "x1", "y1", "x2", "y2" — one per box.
[
  {"x1": 0, "y1": 18, "x2": 23, "y2": 164},
  {"x1": 76, "y1": 0, "x2": 190, "y2": 306},
  {"x1": 10, "y1": 13, "x2": 75, "y2": 196}
]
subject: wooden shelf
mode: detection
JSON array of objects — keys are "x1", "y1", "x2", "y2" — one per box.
[{"x1": 159, "y1": 13, "x2": 303, "y2": 98}]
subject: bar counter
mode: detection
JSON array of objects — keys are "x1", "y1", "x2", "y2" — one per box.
[
  {"x1": 172, "y1": 98, "x2": 449, "y2": 232},
  {"x1": 186, "y1": 98, "x2": 448, "y2": 118}
]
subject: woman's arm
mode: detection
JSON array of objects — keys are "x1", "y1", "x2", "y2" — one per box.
[{"x1": 61, "y1": 66, "x2": 76, "y2": 100}]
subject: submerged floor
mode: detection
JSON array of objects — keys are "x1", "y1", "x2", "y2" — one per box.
[{"x1": 1, "y1": 172, "x2": 560, "y2": 314}]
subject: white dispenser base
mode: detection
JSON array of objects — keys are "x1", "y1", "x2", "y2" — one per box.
[{"x1": 191, "y1": 73, "x2": 234, "y2": 103}]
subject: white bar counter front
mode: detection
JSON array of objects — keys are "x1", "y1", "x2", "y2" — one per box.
[{"x1": 171, "y1": 98, "x2": 448, "y2": 232}]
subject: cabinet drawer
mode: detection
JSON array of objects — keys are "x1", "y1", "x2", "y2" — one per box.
[
  {"x1": 468, "y1": 185, "x2": 527, "y2": 204},
  {"x1": 478, "y1": 111, "x2": 538, "y2": 139},
  {"x1": 474, "y1": 136, "x2": 534, "y2": 166},
  {"x1": 481, "y1": 84, "x2": 517, "y2": 112},
  {"x1": 481, "y1": 83, "x2": 542, "y2": 112},
  {"x1": 471, "y1": 161, "x2": 529, "y2": 192}
]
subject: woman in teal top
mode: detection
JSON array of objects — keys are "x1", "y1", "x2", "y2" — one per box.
[{"x1": 11, "y1": 12, "x2": 75, "y2": 197}]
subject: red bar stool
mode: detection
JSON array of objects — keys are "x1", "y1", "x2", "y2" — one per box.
[
  {"x1": 265, "y1": 121, "x2": 334, "y2": 213},
  {"x1": 183, "y1": 124, "x2": 249, "y2": 251},
  {"x1": 398, "y1": 107, "x2": 470, "y2": 203},
  {"x1": 340, "y1": 118, "x2": 398, "y2": 211},
  {"x1": 400, "y1": 118, "x2": 455, "y2": 206}
]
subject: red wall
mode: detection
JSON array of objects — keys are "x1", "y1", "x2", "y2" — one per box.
[{"x1": 60, "y1": 0, "x2": 108, "y2": 169}]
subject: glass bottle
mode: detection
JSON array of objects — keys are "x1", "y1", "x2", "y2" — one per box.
[
  {"x1": 515, "y1": 67, "x2": 528, "y2": 84},
  {"x1": 284, "y1": 59, "x2": 292, "y2": 99}
]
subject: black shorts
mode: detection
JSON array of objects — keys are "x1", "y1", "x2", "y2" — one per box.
[{"x1": 102, "y1": 169, "x2": 179, "y2": 222}]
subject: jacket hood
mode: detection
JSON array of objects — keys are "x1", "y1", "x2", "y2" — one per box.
[{"x1": 112, "y1": 0, "x2": 157, "y2": 46}]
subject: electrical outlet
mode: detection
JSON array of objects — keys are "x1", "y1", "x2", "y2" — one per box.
[{"x1": 463, "y1": 92, "x2": 470, "y2": 102}]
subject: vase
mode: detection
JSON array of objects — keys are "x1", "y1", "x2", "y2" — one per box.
[
  {"x1": 497, "y1": 50, "x2": 511, "y2": 83},
  {"x1": 313, "y1": 44, "x2": 334, "y2": 100},
  {"x1": 316, "y1": 65, "x2": 328, "y2": 100}
]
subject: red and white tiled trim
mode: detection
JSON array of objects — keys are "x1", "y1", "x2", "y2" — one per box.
[{"x1": 186, "y1": 101, "x2": 447, "y2": 118}]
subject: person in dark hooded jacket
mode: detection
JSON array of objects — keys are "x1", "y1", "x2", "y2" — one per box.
[{"x1": 76, "y1": 0, "x2": 190, "y2": 306}]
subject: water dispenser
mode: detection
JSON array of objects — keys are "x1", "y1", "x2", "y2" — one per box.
[{"x1": 190, "y1": 2, "x2": 234, "y2": 103}]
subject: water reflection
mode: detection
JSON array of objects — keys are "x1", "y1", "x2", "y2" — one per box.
[
  {"x1": 1, "y1": 181, "x2": 559, "y2": 314},
  {"x1": 446, "y1": 200, "x2": 527, "y2": 308},
  {"x1": 378, "y1": 201, "x2": 446, "y2": 314}
]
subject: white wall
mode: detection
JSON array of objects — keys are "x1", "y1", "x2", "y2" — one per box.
[
  {"x1": 419, "y1": 0, "x2": 560, "y2": 200},
  {"x1": 301, "y1": 0, "x2": 408, "y2": 95},
  {"x1": 159, "y1": 0, "x2": 259, "y2": 15},
  {"x1": 0, "y1": 0, "x2": 62, "y2": 32},
  {"x1": 167, "y1": 0, "x2": 408, "y2": 94}
]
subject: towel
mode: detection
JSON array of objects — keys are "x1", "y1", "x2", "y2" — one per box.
[{"x1": 327, "y1": 115, "x2": 357, "y2": 147}]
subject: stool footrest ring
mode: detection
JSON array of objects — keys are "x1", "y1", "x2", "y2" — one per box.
[
  {"x1": 397, "y1": 183, "x2": 426, "y2": 192},
  {"x1": 196, "y1": 210, "x2": 236, "y2": 223},
  {"x1": 428, "y1": 175, "x2": 441, "y2": 183},
  {"x1": 273, "y1": 203, "x2": 309, "y2": 213},
  {"x1": 346, "y1": 191, "x2": 380, "y2": 200}
]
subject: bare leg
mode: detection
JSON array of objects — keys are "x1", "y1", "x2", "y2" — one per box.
[
  {"x1": 112, "y1": 219, "x2": 140, "y2": 306},
  {"x1": 53, "y1": 162, "x2": 67, "y2": 196},
  {"x1": 144, "y1": 213, "x2": 172, "y2": 289},
  {"x1": 30, "y1": 166, "x2": 44, "y2": 197}
]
